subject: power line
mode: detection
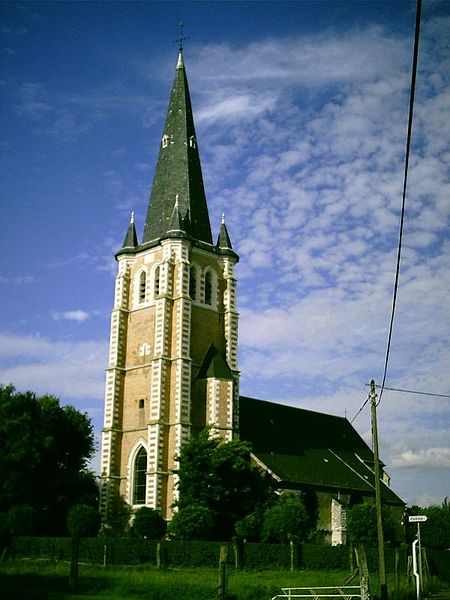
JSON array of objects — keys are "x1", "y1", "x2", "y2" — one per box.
[
  {"x1": 351, "y1": 383, "x2": 449, "y2": 423},
  {"x1": 378, "y1": 0, "x2": 423, "y2": 406},
  {"x1": 350, "y1": 394, "x2": 370, "y2": 423},
  {"x1": 374, "y1": 385, "x2": 450, "y2": 399}
]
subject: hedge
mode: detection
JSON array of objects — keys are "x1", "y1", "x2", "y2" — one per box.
[
  {"x1": 10, "y1": 537, "x2": 448, "y2": 579},
  {"x1": 427, "y1": 549, "x2": 450, "y2": 582}
]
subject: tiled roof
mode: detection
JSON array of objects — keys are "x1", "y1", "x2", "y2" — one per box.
[
  {"x1": 142, "y1": 51, "x2": 212, "y2": 247},
  {"x1": 239, "y1": 396, "x2": 404, "y2": 505}
]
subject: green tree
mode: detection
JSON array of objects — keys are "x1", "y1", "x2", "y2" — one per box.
[
  {"x1": 131, "y1": 507, "x2": 167, "y2": 539},
  {"x1": 67, "y1": 504, "x2": 100, "y2": 538},
  {"x1": 0, "y1": 385, "x2": 97, "y2": 535},
  {"x1": 261, "y1": 492, "x2": 310, "y2": 543},
  {"x1": 347, "y1": 503, "x2": 396, "y2": 547},
  {"x1": 420, "y1": 501, "x2": 450, "y2": 550},
  {"x1": 172, "y1": 430, "x2": 272, "y2": 540},
  {"x1": 235, "y1": 511, "x2": 264, "y2": 541},
  {"x1": 168, "y1": 505, "x2": 216, "y2": 540},
  {"x1": 7, "y1": 505, "x2": 40, "y2": 536}
]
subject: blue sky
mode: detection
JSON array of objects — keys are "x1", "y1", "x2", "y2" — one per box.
[{"x1": 1, "y1": 1, "x2": 449, "y2": 508}]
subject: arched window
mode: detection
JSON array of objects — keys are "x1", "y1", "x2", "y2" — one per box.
[
  {"x1": 139, "y1": 271, "x2": 147, "y2": 303},
  {"x1": 154, "y1": 266, "x2": 160, "y2": 298},
  {"x1": 205, "y1": 271, "x2": 213, "y2": 306},
  {"x1": 133, "y1": 446, "x2": 147, "y2": 505},
  {"x1": 189, "y1": 265, "x2": 197, "y2": 300}
]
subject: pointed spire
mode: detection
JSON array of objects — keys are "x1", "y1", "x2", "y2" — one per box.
[
  {"x1": 216, "y1": 212, "x2": 234, "y2": 251},
  {"x1": 142, "y1": 52, "x2": 212, "y2": 247},
  {"x1": 167, "y1": 194, "x2": 187, "y2": 235},
  {"x1": 120, "y1": 211, "x2": 138, "y2": 251}
]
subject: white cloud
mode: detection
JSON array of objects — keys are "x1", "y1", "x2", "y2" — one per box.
[
  {"x1": 51, "y1": 310, "x2": 91, "y2": 323},
  {"x1": 414, "y1": 493, "x2": 446, "y2": 508},
  {"x1": 197, "y1": 93, "x2": 276, "y2": 125},
  {"x1": 0, "y1": 332, "x2": 107, "y2": 400},
  {"x1": 0, "y1": 275, "x2": 36, "y2": 285},
  {"x1": 392, "y1": 448, "x2": 450, "y2": 470},
  {"x1": 191, "y1": 18, "x2": 450, "y2": 508}
]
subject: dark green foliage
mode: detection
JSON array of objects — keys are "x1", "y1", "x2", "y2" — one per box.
[
  {"x1": 301, "y1": 543, "x2": 349, "y2": 570},
  {"x1": 427, "y1": 548, "x2": 450, "y2": 581},
  {"x1": 235, "y1": 512, "x2": 264, "y2": 542},
  {"x1": 7, "y1": 505, "x2": 40, "y2": 535},
  {"x1": 347, "y1": 503, "x2": 396, "y2": 547},
  {"x1": 243, "y1": 542, "x2": 291, "y2": 568},
  {"x1": 67, "y1": 504, "x2": 100, "y2": 537},
  {"x1": 0, "y1": 385, "x2": 97, "y2": 535},
  {"x1": 162, "y1": 540, "x2": 230, "y2": 567},
  {"x1": 421, "y1": 501, "x2": 450, "y2": 550},
  {"x1": 100, "y1": 487, "x2": 132, "y2": 537},
  {"x1": 10, "y1": 537, "x2": 422, "y2": 575},
  {"x1": 261, "y1": 492, "x2": 310, "y2": 543},
  {"x1": 168, "y1": 505, "x2": 216, "y2": 541},
  {"x1": 172, "y1": 430, "x2": 272, "y2": 540},
  {"x1": 130, "y1": 507, "x2": 167, "y2": 539}
]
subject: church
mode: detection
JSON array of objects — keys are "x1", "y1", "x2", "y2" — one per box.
[{"x1": 100, "y1": 50, "x2": 404, "y2": 545}]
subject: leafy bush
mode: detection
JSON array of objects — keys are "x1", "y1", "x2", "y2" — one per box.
[
  {"x1": 262, "y1": 492, "x2": 310, "y2": 543},
  {"x1": 301, "y1": 543, "x2": 348, "y2": 570},
  {"x1": 7, "y1": 505, "x2": 40, "y2": 536},
  {"x1": 421, "y1": 503, "x2": 450, "y2": 550},
  {"x1": 427, "y1": 548, "x2": 450, "y2": 581},
  {"x1": 162, "y1": 540, "x2": 229, "y2": 567},
  {"x1": 174, "y1": 430, "x2": 272, "y2": 540},
  {"x1": 130, "y1": 507, "x2": 166, "y2": 540},
  {"x1": 168, "y1": 505, "x2": 216, "y2": 540},
  {"x1": 235, "y1": 512, "x2": 264, "y2": 542},
  {"x1": 67, "y1": 504, "x2": 100, "y2": 537},
  {"x1": 243, "y1": 542, "x2": 290, "y2": 569},
  {"x1": 347, "y1": 503, "x2": 396, "y2": 547}
]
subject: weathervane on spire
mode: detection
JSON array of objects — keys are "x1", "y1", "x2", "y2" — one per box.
[{"x1": 173, "y1": 20, "x2": 189, "y2": 52}]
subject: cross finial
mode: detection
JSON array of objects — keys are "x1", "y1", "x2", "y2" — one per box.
[{"x1": 173, "y1": 20, "x2": 189, "y2": 53}]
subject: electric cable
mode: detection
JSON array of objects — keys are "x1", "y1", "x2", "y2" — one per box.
[
  {"x1": 374, "y1": 385, "x2": 450, "y2": 399},
  {"x1": 350, "y1": 395, "x2": 370, "y2": 423},
  {"x1": 352, "y1": 0, "x2": 423, "y2": 423},
  {"x1": 378, "y1": 0, "x2": 422, "y2": 406}
]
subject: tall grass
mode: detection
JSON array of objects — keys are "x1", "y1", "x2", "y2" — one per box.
[{"x1": 0, "y1": 559, "x2": 428, "y2": 600}]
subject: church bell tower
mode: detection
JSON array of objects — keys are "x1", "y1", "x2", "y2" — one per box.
[{"x1": 100, "y1": 51, "x2": 239, "y2": 524}]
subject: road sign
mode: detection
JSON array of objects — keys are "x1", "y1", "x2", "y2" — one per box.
[{"x1": 409, "y1": 515, "x2": 427, "y2": 523}]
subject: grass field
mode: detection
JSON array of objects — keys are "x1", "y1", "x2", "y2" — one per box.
[{"x1": 0, "y1": 559, "x2": 427, "y2": 600}]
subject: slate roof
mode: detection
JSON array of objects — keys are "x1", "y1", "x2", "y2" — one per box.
[
  {"x1": 120, "y1": 214, "x2": 138, "y2": 251},
  {"x1": 216, "y1": 217, "x2": 234, "y2": 251},
  {"x1": 142, "y1": 51, "x2": 213, "y2": 247},
  {"x1": 239, "y1": 396, "x2": 404, "y2": 506},
  {"x1": 116, "y1": 51, "x2": 238, "y2": 262},
  {"x1": 197, "y1": 345, "x2": 234, "y2": 380}
]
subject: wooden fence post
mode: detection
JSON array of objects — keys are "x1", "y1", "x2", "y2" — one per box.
[
  {"x1": 218, "y1": 545, "x2": 228, "y2": 600},
  {"x1": 69, "y1": 533, "x2": 80, "y2": 593},
  {"x1": 354, "y1": 543, "x2": 371, "y2": 600},
  {"x1": 233, "y1": 536, "x2": 244, "y2": 571},
  {"x1": 394, "y1": 547, "x2": 399, "y2": 591}
]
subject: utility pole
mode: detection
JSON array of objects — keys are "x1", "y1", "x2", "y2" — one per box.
[{"x1": 370, "y1": 379, "x2": 387, "y2": 600}]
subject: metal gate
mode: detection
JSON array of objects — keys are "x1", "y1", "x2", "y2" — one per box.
[{"x1": 271, "y1": 585, "x2": 362, "y2": 600}]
